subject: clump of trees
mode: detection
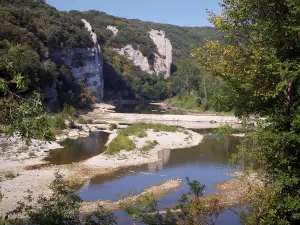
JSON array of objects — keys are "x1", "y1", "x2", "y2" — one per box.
[
  {"x1": 168, "y1": 58, "x2": 225, "y2": 111},
  {"x1": 192, "y1": 0, "x2": 300, "y2": 224}
]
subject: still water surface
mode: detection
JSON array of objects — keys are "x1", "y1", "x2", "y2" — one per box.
[{"x1": 46, "y1": 129, "x2": 242, "y2": 224}]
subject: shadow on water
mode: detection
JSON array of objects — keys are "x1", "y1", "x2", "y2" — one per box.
[{"x1": 45, "y1": 131, "x2": 109, "y2": 165}]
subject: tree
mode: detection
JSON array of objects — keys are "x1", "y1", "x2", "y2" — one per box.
[
  {"x1": 126, "y1": 178, "x2": 224, "y2": 225},
  {"x1": 192, "y1": 0, "x2": 300, "y2": 224},
  {"x1": 7, "y1": 172, "x2": 116, "y2": 225}
]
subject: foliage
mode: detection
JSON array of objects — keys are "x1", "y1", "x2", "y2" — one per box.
[
  {"x1": 79, "y1": 10, "x2": 223, "y2": 63},
  {"x1": 168, "y1": 58, "x2": 225, "y2": 111},
  {"x1": 192, "y1": 0, "x2": 300, "y2": 224},
  {"x1": 120, "y1": 123, "x2": 177, "y2": 137},
  {"x1": 126, "y1": 178, "x2": 225, "y2": 225},
  {"x1": 106, "y1": 134, "x2": 135, "y2": 155},
  {"x1": 0, "y1": 93, "x2": 53, "y2": 142},
  {"x1": 103, "y1": 49, "x2": 169, "y2": 101},
  {"x1": 216, "y1": 123, "x2": 234, "y2": 141},
  {"x1": 109, "y1": 123, "x2": 118, "y2": 131},
  {"x1": 107, "y1": 123, "x2": 177, "y2": 154},
  {"x1": 7, "y1": 172, "x2": 116, "y2": 225},
  {"x1": 50, "y1": 105, "x2": 76, "y2": 133},
  {"x1": 4, "y1": 172, "x2": 19, "y2": 180},
  {"x1": 140, "y1": 140, "x2": 158, "y2": 153}
]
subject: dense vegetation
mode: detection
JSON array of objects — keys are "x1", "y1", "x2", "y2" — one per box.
[
  {"x1": 192, "y1": 0, "x2": 300, "y2": 224},
  {"x1": 0, "y1": 0, "x2": 96, "y2": 108},
  {"x1": 7, "y1": 0, "x2": 300, "y2": 224}
]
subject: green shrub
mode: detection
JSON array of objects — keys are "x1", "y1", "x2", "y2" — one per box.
[
  {"x1": 140, "y1": 141, "x2": 158, "y2": 153},
  {"x1": 109, "y1": 123, "x2": 118, "y2": 131},
  {"x1": 51, "y1": 105, "x2": 77, "y2": 131},
  {"x1": 106, "y1": 135, "x2": 135, "y2": 155},
  {"x1": 4, "y1": 172, "x2": 19, "y2": 180},
  {"x1": 120, "y1": 123, "x2": 177, "y2": 137}
]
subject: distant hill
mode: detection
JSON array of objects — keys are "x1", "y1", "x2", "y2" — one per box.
[{"x1": 0, "y1": 0, "x2": 224, "y2": 105}]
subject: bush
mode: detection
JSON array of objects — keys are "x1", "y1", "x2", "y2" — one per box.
[
  {"x1": 120, "y1": 123, "x2": 177, "y2": 137},
  {"x1": 109, "y1": 123, "x2": 118, "y2": 131},
  {"x1": 51, "y1": 105, "x2": 76, "y2": 131},
  {"x1": 140, "y1": 140, "x2": 158, "y2": 153},
  {"x1": 106, "y1": 135, "x2": 135, "y2": 155},
  {"x1": 7, "y1": 172, "x2": 116, "y2": 225},
  {"x1": 4, "y1": 172, "x2": 19, "y2": 180}
]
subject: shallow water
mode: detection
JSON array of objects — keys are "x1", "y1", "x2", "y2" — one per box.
[
  {"x1": 45, "y1": 131, "x2": 109, "y2": 165},
  {"x1": 47, "y1": 129, "x2": 242, "y2": 224},
  {"x1": 78, "y1": 135, "x2": 240, "y2": 202}
]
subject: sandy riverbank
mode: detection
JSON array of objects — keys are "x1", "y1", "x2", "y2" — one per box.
[
  {"x1": 0, "y1": 126, "x2": 203, "y2": 215},
  {"x1": 82, "y1": 110, "x2": 241, "y2": 129},
  {"x1": 81, "y1": 179, "x2": 183, "y2": 213}
]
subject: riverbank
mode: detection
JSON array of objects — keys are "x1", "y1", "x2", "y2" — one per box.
[
  {"x1": 81, "y1": 179, "x2": 183, "y2": 213},
  {"x1": 82, "y1": 111, "x2": 241, "y2": 129},
  {"x1": 0, "y1": 125, "x2": 203, "y2": 215}
]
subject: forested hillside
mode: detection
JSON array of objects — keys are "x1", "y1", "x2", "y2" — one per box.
[{"x1": 0, "y1": 0, "x2": 224, "y2": 108}]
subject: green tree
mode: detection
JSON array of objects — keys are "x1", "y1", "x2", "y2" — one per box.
[
  {"x1": 192, "y1": 0, "x2": 300, "y2": 224},
  {"x1": 8, "y1": 172, "x2": 116, "y2": 225},
  {"x1": 126, "y1": 178, "x2": 224, "y2": 225}
]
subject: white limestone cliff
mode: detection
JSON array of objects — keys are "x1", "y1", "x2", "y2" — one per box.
[
  {"x1": 51, "y1": 19, "x2": 104, "y2": 102},
  {"x1": 149, "y1": 29, "x2": 173, "y2": 78},
  {"x1": 108, "y1": 26, "x2": 173, "y2": 78},
  {"x1": 107, "y1": 25, "x2": 118, "y2": 35},
  {"x1": 113, "y1": 45, "x2": 153, "y2": 74}
]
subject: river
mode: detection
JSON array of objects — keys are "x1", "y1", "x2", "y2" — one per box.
[{"x1": 46, "y1": 127, "x2": 242, "y2": 224}]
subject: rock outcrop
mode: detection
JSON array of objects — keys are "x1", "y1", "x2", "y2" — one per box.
[
  {"x1": 108, "y1": 26, "x2": 173, "y2": 78},
  {"x1": 107, "y1": 25, "x2": 118, "y2": 35},
  {"x1": 149, "y1": 29, "x2": 173, "y2": 78},
  {"x1": 51, "y1": 19, "x2": 104, "y2": 102},
  {"x1": 113, "y1": 45, "x2": 153, "y2": 74}
]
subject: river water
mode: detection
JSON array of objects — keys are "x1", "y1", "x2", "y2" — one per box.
[{"x1": 46, "y1": 128, "x2": 242, "y2": 224}]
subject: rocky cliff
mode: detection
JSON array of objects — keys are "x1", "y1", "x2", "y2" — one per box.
[
  {"x1": 109, "y1": 26, "x2": 173, "y2": 78},
  {"x1": 51, "y1": 19, "x2": 104, "y2": 102},
  {"x1": 149, "y1": 29, "x2": 173, "y2": 78}
]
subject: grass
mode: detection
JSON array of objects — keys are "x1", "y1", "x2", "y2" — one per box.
[
  {"x1": 120, "y1": 123, "x2": 177, "y2": 137},
  {"x1": 106, "y1": 135, "x2": 135, "y2": 155},
  {"x1": 167, "y1": 95, "x2": 204, "y2": 111},
  {"x1": 4, "y1": 172, "x2": 19, "y2": 180},
  {"x1": 140, "y1": 140, "x2": 159, "y2": 153},
  {"x1": 106, "y1": 123, "x2": 177, "y2": 155}
]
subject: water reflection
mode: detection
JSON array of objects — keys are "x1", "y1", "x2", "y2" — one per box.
[
  {"x1": 78, "y1": 135, "x2": 240, "y2": 202},
  {"x1": 45, "y1": 131, "x2": 109, "y2": 165}
]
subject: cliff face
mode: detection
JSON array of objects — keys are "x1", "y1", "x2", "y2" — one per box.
[
  {"x1": 51, "y1": 19, "x2": 104, "y2": 102},
  {"x1": 109, "y1": 26, "x2": 173, "y2": 78},
  {"x1": 149, "y1": 29, "x2": 173, "y2": 78}
]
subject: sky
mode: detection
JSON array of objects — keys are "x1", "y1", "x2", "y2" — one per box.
[{"x1": 46, "y1": 0, "x2": 222, "y2": 27}]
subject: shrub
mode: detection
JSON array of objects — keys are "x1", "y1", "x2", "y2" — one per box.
[
  {"x1": 51, "y1": 105, "x2": 77, "y2": 131},
  {"x1": 4, "y1": 172, "x2": 19, "y2": 180},
  {"x1": 140, "y1": 140, "x2": 158, "y2": 153},
  {"x1": 106, "y1": 135, "x2": 135, "y2": 155},
  {"x1": 7, "y1": 172, "x2": 116, "y2": 225},
  {"x1": 120, "y1": 123, "x2": 177, "y2": 137},
  {"x1": 109, "y1": 123, "x2": 118, "y2": 131}
]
